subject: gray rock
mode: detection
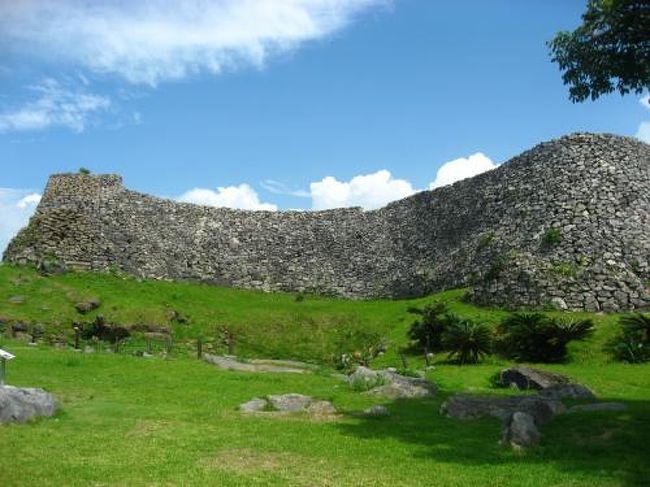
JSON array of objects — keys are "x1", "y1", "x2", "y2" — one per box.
[
  {"x1": 267, "y1": 393, "x2": 313, "y2": 412},
  {"x1": 440, "y1": 394, "x2": 562, "y2": 425},
  {"x1": 8, "y1": 296, "x2": 25, "y2": 304},
  {"x1": 502, "y1": 412, "x2": 540, "y2": 450},
  {"x1": 347, "y1": 366, "x2": 381, "y2": 385},
  {"x1": 499, "y1": 366, "x2": 569, "y2": 390},
  {"x1": 364, "y1": 405, "x2": 390, "y2": 417},
  {"x1": 349, "y1": 366, "x2": 436, "y2": 399},
  {"x1": 239, "y1": 397, "x2": 268, "y2": 413},
  {"x1": 567, "y1": 402, "x2": 627, "y2": 413},
  {"x1": 538, "y1": 384, "x2": 596, "y2": 401},
  {"x1": 0, "y1": 386, "x2": 58, "y2": 423},
  {"x1": 305, "y1": 400, "x2": 337, "y2": 415},
  {"x1": 204, "y1": 354, "x2": 311, "y2": 374},
  {"x1": 75, "y1": 299, "x2": 101, "y2": 314},
  {"x1": 549, "y1": 297, "x2": 568, "y2": 310}
]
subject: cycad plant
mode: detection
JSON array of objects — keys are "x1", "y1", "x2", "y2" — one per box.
[
  {"x1": 441, "y1": 317, "x2": 492, "y2": 365},
  {"x1": 497, "y1": 313, "x2": 593, "y2": 363},
  {"x1": 610, "y1": 314, "x2": 650, "y2": 363}
]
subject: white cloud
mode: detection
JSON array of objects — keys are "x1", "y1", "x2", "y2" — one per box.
[
  {"x1": 0, "y1": 0, "x2": 387, "y2": 86},
  {"x1": 178, "y1": 184, "x2": 277, "y2": 211},
  {"x1": 0, "y1": 189, "x2": 42, "y2": 254},
  {"x1": 0, "y1": 78, "x2": 110, "y2": 133},
  {"x1": 310, "y1": 170, "x2": 416, "y2": 210},
  {"x1": 636, "y1": 121, "x2": 650, "y2": 144},
  {"x1": 260, "y1": 180, "x2": 310, "y2": 197},
  {"x1": 428, "y1": 152, "x2": 496, "y2": 189}
]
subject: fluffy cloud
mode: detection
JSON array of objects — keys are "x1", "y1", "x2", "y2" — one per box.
[
  {"x1": 0, "y1": 189, "x2": 42, "y2": 253},
  {"x1": 178, "y1": 184, "x2": 277, "y2": 211},
  {"x1": 636, "y1": 121, "x2": 650, "y2": 144},
  {"x1": 0, "y1": 78, "x2": 110, "y2": 133},
  {"x1": 310, "y1": 170, "x2": 416, "y2": 210},
  {"x1": 0, "y1": 0, "x2": 387, "y2": 86},
  {"x1": 428, "y1": 152, "x2": 496, "y2": 189}
]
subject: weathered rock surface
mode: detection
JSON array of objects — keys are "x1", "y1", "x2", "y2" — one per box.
[
  {"x1": 538, "y1": 384, "x2": 595, "y2": 401},
  {"x1": 502, "y1": 412, "x2": 540, "y2": 450},
  {"x1": 74, "y1": 299, "x2": 101, "y2": 314},
  {"x1": 363, "y1": 405, "x2": 390, "y2": 417},
  {"x1": 203, "y1": 354, "x2": 313, "y2": 374},
  {"x1": 440, "y1": 394, "x2": 563, "y2": 425},
  {"x1": 239, "y1": 398, "x2": 268, "y2": 413},
  {"x1": 239, "y1": 394, "x2": 336, "y2": 416},
  {"x1": 0, "y1": 386, "x2": 58, "y2": 423},
  {"x1": 6, "y1": 133, "x2": 649, "y2": 311},
  {"x1": 498, "y1": 366, "x2": 569, "y2": 390},
  {"x1": 567, "y1": 402, "x2": 627, "y2": 413},
  {"x1": 348, "y1": 366, "x2": 436, "y2": 399}
]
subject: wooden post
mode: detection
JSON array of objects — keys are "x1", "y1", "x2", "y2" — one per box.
[
  {"x1": 146, "y1": 335, "x2": 152, "y2": 354},
  {"x1": 73, "y1": 325, "x2": 80, "y2": 350},
  {"x1": 166, "y1": 336, "x2": 173, "y2": 354}
]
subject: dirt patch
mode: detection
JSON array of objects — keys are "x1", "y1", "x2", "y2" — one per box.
[
  {"x1": 202, "y1": 448, "x2": 298, "y2": 473},
  {"x1": 126, "y1": 419, "x2": 173, "y2": 438}
]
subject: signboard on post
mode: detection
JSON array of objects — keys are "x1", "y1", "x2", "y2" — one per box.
[{"x1": 0, "y1": 348, "x2": 15, "y2": 386}]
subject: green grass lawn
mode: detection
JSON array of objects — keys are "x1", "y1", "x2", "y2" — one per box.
[{"x1": 1, "y1": 264, "x2": 649, "y2": 486}]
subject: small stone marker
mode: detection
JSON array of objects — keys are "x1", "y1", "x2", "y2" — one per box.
[{"x1": 0, "y1": 348, "x2": 16, "y2": 386}]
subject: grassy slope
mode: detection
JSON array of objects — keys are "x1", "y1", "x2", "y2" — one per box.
[{"x1": 0, "y1": 264, "x2": 649, "y2": 486}]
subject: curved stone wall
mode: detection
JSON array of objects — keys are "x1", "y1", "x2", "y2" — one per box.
[{"x1": 4, "y1": 133, "x2": 650, "y2": 311}]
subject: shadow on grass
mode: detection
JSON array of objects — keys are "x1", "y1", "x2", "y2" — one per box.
[{"x1": 336, "y1": 393, "x2": 650, "y2": 487}]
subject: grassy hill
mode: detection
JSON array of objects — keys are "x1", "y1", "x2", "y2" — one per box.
[{"x1": 1, "y1": 264, "x2": 649, "y2": 485}]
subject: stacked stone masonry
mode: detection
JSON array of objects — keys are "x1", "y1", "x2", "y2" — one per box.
[{"x1": 4, "y1": 133, "x2": 649, "y2": 311}]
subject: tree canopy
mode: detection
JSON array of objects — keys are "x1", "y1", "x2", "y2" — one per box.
[{"x1": 548, "y1": 0, "x2": 650, "y2": 102}]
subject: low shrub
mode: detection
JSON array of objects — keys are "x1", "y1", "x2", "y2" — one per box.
[
  {"x1": 407, "y1": 301, "x2": 453, "y2": 352},
  {"x1": 496, "y1": 313, "x2": 593, "y2": 363},
  {"x1": 441, "y1": 317, "x2": 492, "y2": 365},
  {"x1": 542, "y1": 228, "x2": 562, "y2": 247},
  {"x1": 609, "y1": 313, "x2": 650, "y2": 363}
]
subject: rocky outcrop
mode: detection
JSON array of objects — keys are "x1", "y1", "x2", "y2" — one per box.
[
  {"x1": 0, "y1": 386, "x2": 58, "y2": 423},
  {"x1": 498, "y1": 366, "x2": 569, "y2": 390},
  {"x1": 347, "y1": 366, "x2": 436, "y2": 399},
  {"x1": 5, "y1": 133, "x2": 649, "y2": 311},
  {"x1": 239, "y1": 394, "x2": 336, "y2": 416}
]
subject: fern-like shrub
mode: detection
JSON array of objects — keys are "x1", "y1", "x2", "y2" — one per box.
[
  {"x1": 441, "y1": 318, "x2": 492, "y2": 365},
  {"x1": 497, "y1": 313, "x2": 593, "y2": 363},
  {"x1": 609, "y1": 314, "x2": 650, "y2": 363}
]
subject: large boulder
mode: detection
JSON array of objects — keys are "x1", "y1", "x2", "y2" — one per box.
[
  {"x1": 498, "y1": 366, "x2": 569, "y2": 390},
  {"x1": 440, "y1": 394, "x2": 563, "y2": 425},
  {"x1": 502, "y1": 412, "x2": 540, "y2": 451},
  {"x1": 0, "y1": 386, "x2": 58, "y2": 423}
]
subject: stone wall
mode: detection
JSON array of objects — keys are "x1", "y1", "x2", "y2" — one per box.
[{"x1": 4, "y1": 133, "x2": 650, "y2": 311}]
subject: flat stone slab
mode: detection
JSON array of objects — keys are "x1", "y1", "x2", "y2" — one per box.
[
  {"x1": 498, "y1": 366, "x2": 569, "y2": 390},
  {"x1": 0, "y1": 385, "x2": 58, "y2": 423},
  {"x1": 203, "y1": 354, "x2": 313, "y2": 374},
  {"x1": 538, "y1": 384, "x2": 596, "y2": 401},
  {"x1": 440, "y1": 394, "x2": 564, "y2": 425},
  {"x1": 567, "y1": 402, "x2": 627, "y2": 413},
  {"x1": 239, "y1": 394, "x2": 337, "y2": 416}
]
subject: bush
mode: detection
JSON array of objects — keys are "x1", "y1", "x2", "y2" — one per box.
[
  {"x1": 497, "y1": 313, "x2": 593, "y2": 363},
  {"x1": 441, "y1": 317, "x2": 492, "y2": 365},
  {"x1": 542, "y1": 228, "x2": 561, "y2": 246},
  {"x1": 78, "y1": 167, "x2": 91, "y2": 175},
  {"x1": 407, "y1": 301, "x2": 452, "y2": 352},
  {"x1": 609, "y1": 314, "x2": 650, "y2": 363}
]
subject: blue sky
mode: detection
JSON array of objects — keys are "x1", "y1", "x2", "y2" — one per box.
[{"x1": 1, "y1": 0, "x2": 649, "y2": 252}]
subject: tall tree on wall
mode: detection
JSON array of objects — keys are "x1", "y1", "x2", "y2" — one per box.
[{"x1": 548, "y1": 0, "x2": 650, "y2": 102}]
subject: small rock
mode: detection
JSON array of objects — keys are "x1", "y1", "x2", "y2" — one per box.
[
  {"x1": 347, "y1": 366, "x2": 381, "y2": 385},
  {"x1": 239, "y1": 398, "x2": 268, "y2": 413},
  {"x1": 567, "y1": 402, "x2": 627, "y2": 413},
  {"x1": 364, "y1": 405, "x2": 390, "y2": 417},
  {"x1": 502, "y1": 412, "x2": 540, "y2": 451},
  {"x1": 75, "y1": 299, "x2": 101, "y2": 314},
  {"x1": 267, "y1": 393, "x2": 312, "y2": 412},
  {"x1": 37, "y1": 259, "x2": 67, "y2": 275},
  {"x1": 8, "y1": 296, "x2": 25, "y2": 305},
  {"x1": 498, "y1": 366, "x2": 569, "y2": 390},
  {"x1": 549, "y1": 297, "x2": 568, "y2": 310},
  {"x1": 306, "y1": 400, "x2": 337, "y2": 415},
  {"x1": 0, "y1": 386, "x2": 58, "y2": 423}
]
